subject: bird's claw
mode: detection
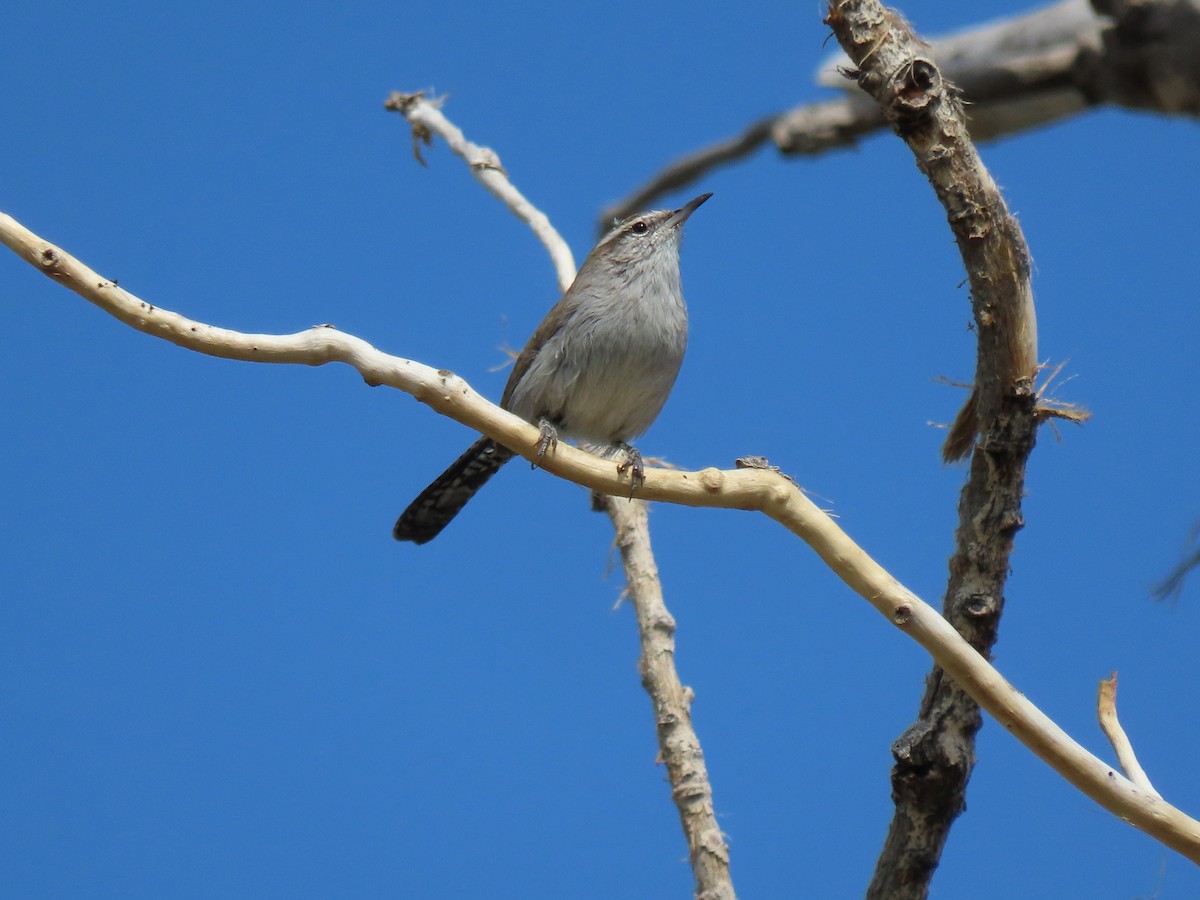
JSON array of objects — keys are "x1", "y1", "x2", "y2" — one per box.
[
  {"x1": 616, "y1": 443, "x2": 644, "y2": 497},
  {"x1": 533, "y1": 418, "x2": 559, "y2": 469}
]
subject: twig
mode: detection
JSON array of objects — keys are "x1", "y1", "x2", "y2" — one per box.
[
  {"x1": 4, "y1": 210, "x2": 1200, "y2": 867},
  {"x1": 1152, "y1": 523, "x2": 1200, "y2": 602},
  {"x1": 1098, "y1": 673, "x2": 1162, "y2": 798},
  {"x1": 1035, "y1": 359, "x2": 1091, "y2": 427},
  {"x1": 599, "y1": 116, "x2": 776, "y2": 228},
  {"x1": 384, "y1": 91, "x2": 577, "y2": 294}
]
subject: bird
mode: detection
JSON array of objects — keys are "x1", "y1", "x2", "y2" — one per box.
[{"x1": 394, "y1": 192, "x2": 711, "y2": 544}]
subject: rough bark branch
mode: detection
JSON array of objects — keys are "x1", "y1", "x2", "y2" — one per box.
[
  {"x1": 5, "y1": 211, "x2": 1200, "y2": 872},
  {"x1": 820, "y1": 1, "x2": 1047, "y2": 896}
]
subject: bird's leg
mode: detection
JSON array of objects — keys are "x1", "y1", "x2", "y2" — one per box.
[
  {"x1": 533, "y1": 418, "x2": 559, "y2": 469},
  {"x1": 615, "y1": 442, "x2": 645, "y2": 496}
]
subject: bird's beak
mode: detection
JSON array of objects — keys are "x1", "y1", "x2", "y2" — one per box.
[{"x1": 667, "y1": 192, "x2": 713, "y2": 228}]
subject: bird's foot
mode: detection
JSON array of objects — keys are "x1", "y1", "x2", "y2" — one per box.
[
  {"x1": 533, "y1": 418, "x2": 559, "y2": 469},
  {"x1": 616, "y1": 442, "x2": 645, "y2": 496}
]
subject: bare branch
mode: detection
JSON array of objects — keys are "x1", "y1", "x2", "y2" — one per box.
[
  {"x1": 384, "y1": 91, "x2": 577, "y2": 294},
  {"x1": 600, "y1": 99, "x2": 891, "y2": 226},
  {"x1": 599, "y1": 116, "x2": 776, "y2": 228},
  {"x1": 601, "y1": 497, "x2": 733, "y2": 900},
  {"x1": 5, "y1": 211, "x2": 1200, "y2": 869},
  {"x1": 1098, "y1": 673, "x2": 1162, "y2": 798}
]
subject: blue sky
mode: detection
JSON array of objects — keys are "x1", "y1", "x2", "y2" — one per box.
[{"x1": 4, "y1": 1, "x2": 1199, "y2": 897}]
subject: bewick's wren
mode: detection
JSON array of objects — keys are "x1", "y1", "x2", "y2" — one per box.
[{"x1": 393, "y1": 192, "x2": 711, "y2": 544}]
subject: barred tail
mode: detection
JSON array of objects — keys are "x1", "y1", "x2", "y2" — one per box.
[{"x1": 393, "y1": 437, "x2": 514, "y2": 544}]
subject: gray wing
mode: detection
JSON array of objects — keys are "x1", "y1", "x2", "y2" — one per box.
[{"x1": 498, "y1": 291, "x2": 582, "y2": 410}]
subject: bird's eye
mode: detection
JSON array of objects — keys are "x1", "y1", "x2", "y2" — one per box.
[{"x1": 630, "y1": 220, "x2": 649, "y2": 235}]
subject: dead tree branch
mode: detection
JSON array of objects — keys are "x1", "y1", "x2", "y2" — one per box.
[{"x1": 821, "y1": 1, "x2": 1045, "y2": 896}]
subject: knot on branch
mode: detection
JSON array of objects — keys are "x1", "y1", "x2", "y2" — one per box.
[
  {"x1": 960, "y1": 592, "x2": 1000, "y2": 621},
  {"x1": 896, "y1": 57, "x2": 940, "y2": 108},
  {"x1": 888, "y1": 57, "x2": 966, "y2": 141}
]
